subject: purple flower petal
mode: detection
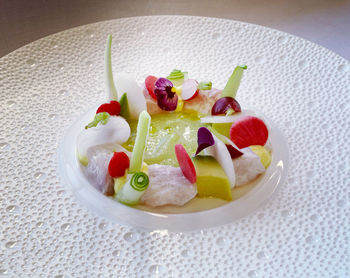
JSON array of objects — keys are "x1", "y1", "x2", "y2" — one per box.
[
  {"x1": 155, "y1": 77, "x2": 173, "y2": 91},
  {"x1": 154, "y1": 78, "x2": 178, "y2": 111},
  {"x1": 195, "y1": 127, "x2": 215, "y2": 155}
]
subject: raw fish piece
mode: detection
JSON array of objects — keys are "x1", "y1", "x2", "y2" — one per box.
[
  {"x1": 183, "y1": 90, "x2": 221, "y2": 114},
  {"x1": 84, "y1": 146, "x2": 114, "y2": 195},
  {"x1": 140, "y1": 164, "x2": 197, "y2": 207},
  {"x1": 233, "y1": 147, "x2": 265, "y2": 186}
]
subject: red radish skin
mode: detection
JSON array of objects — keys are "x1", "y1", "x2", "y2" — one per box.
[
  {"x1": 182, "y1": 79, "x2": 199, "y2": 101},
  {"x1": 175, "y1": 144, "x2": 197, "y2": 184},
  {"x1": 230, "y1": 116, "x2": 268, "y2": 148},
  {"x1": 108, "y1": 152, "x2": 130, "y2": 178},
  {"x1": 145, "y1": 75, "x2": 158, "y2": 100},
  {"x1": 96, "y1": 101, "x2": 121, "y2": 116}
]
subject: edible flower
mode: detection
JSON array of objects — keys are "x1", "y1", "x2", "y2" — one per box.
[
  {"x1": 195, "y1": 127, "x2": 215, "y2": 155},
  {"x1": 154, "y1": 78, "x2": 178, "y2": 111}
]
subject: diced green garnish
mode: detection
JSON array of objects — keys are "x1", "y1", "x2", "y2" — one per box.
[
  {"x1": 116, "y1": 172, "x2": 149, "y2": 205},
  {"x1": 129, "y1": 111, "x2": 151, "y2": 172},
  {"x1": 221, "y1": 65, "x2": 247, "y2": 98},
  {"x1": 104, "y1": 34, "x2": 118, "y2": 101},
  {"x1": 119, "y1": 92, "x2": 130, "y2": 120},
  {"x1": 85, "y1": 112, "x2": 110, "y2": 129},
  {"x1": 198, "y1": 81, "x2": 212, "y2": 90},
  {"x1": 167, "y1": 69, "x2": 186, "y2": 86}
]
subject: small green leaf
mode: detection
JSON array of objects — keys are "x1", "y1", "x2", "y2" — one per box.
[
  {"x1": 119, "y1": 92, "x2": 130, "y2": 120},
  {"x1": 85, "y1": 112, "x2": 110, "y2": 129}
]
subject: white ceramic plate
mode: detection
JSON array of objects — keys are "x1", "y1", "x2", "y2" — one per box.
[{"x1": 0, "y1": 16, "x2": 349, "y2": 277}]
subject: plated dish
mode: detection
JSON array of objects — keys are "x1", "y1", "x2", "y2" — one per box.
[{"x1": 75, "y1": 35, "x2": 274, "y2": 212}]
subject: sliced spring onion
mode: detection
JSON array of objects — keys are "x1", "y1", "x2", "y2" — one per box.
[
  {"x1": 167, "y1": 69, "x2": 186, "y2": 86},
  {"x1": 104, "y1": 34, "x2": 118, "y2": 101},
  {"x1": 129, "y1": 111, "x2": 151, "y2": 172},
  {"x1": 198, "y1": 81, "x2": 212, "y2": 90},
  {"x1": 221, "y1": 65, "x2": 247, "y2": 98},
  {"x1": 116, "y1": 172, "x2": 149, "y2": 205}
]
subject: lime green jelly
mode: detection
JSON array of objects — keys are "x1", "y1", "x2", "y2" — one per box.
[{"x1": 123, "y1": 111, "x2": 204, "y2": 166}]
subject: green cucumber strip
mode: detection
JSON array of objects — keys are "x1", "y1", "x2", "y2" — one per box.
[
  {"x1": 116, "y1": 172, "x2": 149, "y2": 205},
  {"x1": 119, "y1": 92, "x2": 130, "y2": 120},
  {"x1": 221, "y1": 65, "x2": 247, "y2": 98},
  {"x1": 129, "y1": 111, "x2": 151, "y2": 172},
  {"x1": 104, "y1": 34, "x2": 118, "y2": 101}
]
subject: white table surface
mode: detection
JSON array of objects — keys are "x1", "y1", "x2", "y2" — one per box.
[{"x1": 1, "y1": 0, "x2": 350, "y2": 60}]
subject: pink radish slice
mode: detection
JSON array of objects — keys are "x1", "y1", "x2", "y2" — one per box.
[
  {"x1": 181, "y1": 79, "x2": 199, "y2": 100},
  {"x1": 175, "y1": 144, "x2": 197, "y2": 184}
]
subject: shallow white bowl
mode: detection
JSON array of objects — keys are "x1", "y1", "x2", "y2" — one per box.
[{"x1": 58, "y1": 105, "x2": 289, "y2": 232}]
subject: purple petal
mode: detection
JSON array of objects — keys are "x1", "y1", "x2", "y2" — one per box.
[
  {"x1": 195, "y1": 127, "x2": 215, "y2": 155},
  {"x1": 154, "y1": 78, "x2": 178, "y2": 111},
  {"x1": 155, "y1": 77, "x2": 173, "y2": 91}
]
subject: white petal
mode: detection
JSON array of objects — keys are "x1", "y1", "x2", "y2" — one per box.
[{"x1": 114, "y1": 73, "x2": 147, "y2": 120}]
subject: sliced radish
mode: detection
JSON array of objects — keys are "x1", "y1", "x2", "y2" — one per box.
[
  {"x1": 230, "y1": 116, "x2": 268, "y2": 148},
  {"x1": 204, "y1": 133, "x2": 236, "y2": 188},
  {"x1": 175, "y1": 144, "x2": 196, "y2": 184},
  {"x1": 200, "y1": 110, "x2": 255, "y2": 123},
  {"x1": 145, "y1": 75, "x2": 157, "y2": 100},
  {"x1": 181, "y1": 79, "x2": 199, "y2": 101}
]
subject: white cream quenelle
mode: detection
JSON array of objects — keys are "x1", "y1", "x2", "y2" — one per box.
[{"x1": 77, "y1": 115, "x2": 130, "y2": 165}]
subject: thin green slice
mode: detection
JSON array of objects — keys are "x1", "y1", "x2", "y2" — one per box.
[
  {"x1": 167, "y1": 69, "x2": 186, "y2": 86},
  {"x1": 119, "y1": 92, "x2": 130, "y2": 120},
  {"x1": 198, "y1": 81, "x2": 212, "y2": 90},
  {"x1": 104, "y1": 34, "x2": 118, "y2": 101},
  {"x1": 221, "y1": 65, "x2": 247, "y2": 98},
  {"x1": 129, "y1": 111, "x2": 151, "y2": 172}
]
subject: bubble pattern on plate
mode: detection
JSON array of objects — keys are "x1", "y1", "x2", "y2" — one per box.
[{"x1": 0, "y1": 16, "x2": 349, "y2": 277}]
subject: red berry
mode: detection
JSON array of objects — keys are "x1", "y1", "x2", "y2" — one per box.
[
  {"x1": 175, "y1": 144, "x2": 197, "y2": 184},
  {"x1": 96, "y1": 101, "x2": 121, "y2": 116},
  {"x1": 145, "y1": 75, "x2": 158, "y2": 100},
  {"x1": 108, "y1": 152, "x2": 130, "y2": 178},
  {"x1": 229, "y1": 116, "x2": 268, "y2": 148}
]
